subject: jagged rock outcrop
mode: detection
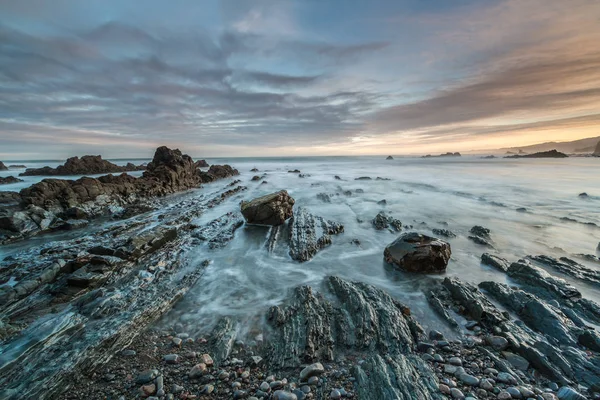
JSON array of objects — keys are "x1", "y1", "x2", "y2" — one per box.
[
  {"x1": 195, "y1": 159, "x2": 209, "y2": 168},
  {"x1": 469, "y1": 225, "x2": 493, "y2": 247},
  {"x1": 241, "y1": 190, "x2": 295, "y2": 226},
  {"x1": 384, "y1": 232, "x2": 451, "y2": 273},
  {"x1": 0, "y1": 161, "x2": 7, "y2": 170},
  {"x1": 528, "y1": 255, "x2": 600, "y2": 287},
  {"x1": 0, "y1": 147, "x2": 240, "y2": 243},
  {"x1": 20, "y1": 155, "x2": 144, "y2": 176},
  {"x1": 288, "y1": 207, "x2": 343, "y2": 262},
  {"x1": 0, "y1": 191, "x2": 19, "y2": 205},
  {"x1": 0, "y1": 176, "x2": 23, "y2": 185},
  {"x1": 266, "y1": 276, "x2": 440, "y2": 399},
  {"x1": 372, "y1": 211, "x2": 402, "y2": 231},
  {"x1": 505, "y1": 149, "x2": 568, "y2": 159},
  {"x1": 507, "y1": 259, "x2": 581, "y2": 299},
  {"x1": 386, "y1": 155, "x2": 394, "y2": 160},
  {"x1": 422, "y1": 152, "x2": 461, "y2": 158}
]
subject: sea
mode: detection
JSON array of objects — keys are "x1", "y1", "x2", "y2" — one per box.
[{"x1": 1, "y1": 155, "x2": 599, "y2": 338}]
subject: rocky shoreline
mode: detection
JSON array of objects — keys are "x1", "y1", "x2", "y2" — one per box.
[{"x1": 0, "y1": 152, "x2": 599, "y2": 400}]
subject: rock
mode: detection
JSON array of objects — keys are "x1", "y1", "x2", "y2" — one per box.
[
  {"x1": 449, "y1": 357, "x2": 463, "y2": 366},
  {"x1": 241, "y1": 190, "x2": 295, "y2": 226},
  {"x1": 0, "y1": 176, "x2": 23, "y2": 185},
  {"x1": 300, "y1": 363, "x2": 325, "y2": 381},
  {"x1": 450, "y1": 388, "x2": 465, "y2": 399},
  {"x1": 501, "y1": 352, "x2": 529, "y2": 371},
  {"x1": 330, "y1": 389, "x2": 341, "y2": 399},
  {"x1": 386, "y1": 156, "x2": 394, "y2": 160},
  {"x1": 20, "y1": 155, "x2": 144, "y2": 176},
  {"x1": 507, "y1": 259, "x2": 581, "y2": 299},
  {"x1": 0, "y1": 161, "x2": 7, "y2": 171},
  {"x1": 470, "y1": 225, "x2": 491, "y2": 238},
  {"x1": 372, "y1": 211, "x2": 402, "y2": 231},
  {"x1": 136, "y1": 369, "x2": 159, "y2": 384},
  {"x1": 505, "y1": 149, "x2": 569, "y2": 159},
  {"x1": 140, "y1": 383, "x2": 156, "y2": 396},
  {"x1": 195, "y1": 159, "x2": 209, "y2": 168},
  {"x1": 487, "y1": 335, "x2": 509, "y2": 351},
  {"x1": 458, "y1": 373, "x2": 479, "y2": 386},
  {"x1": 288, "y1": 207, "x2": 343, "y2": 262},
  {"x1": 384, "y1": 232, "x2": 451, "y2": 273},
  {"x1": 316, "y1": 193, "x2": 331, "y2": 203},
  {"x1": 355, "y1": 177, "x2": 372, "y2": 180},
  {"x1": 481, "y1": 253, "x2": 509, "y2": 272},
  {"x1": 497, "y1": 391, "x2": 512, "y2": 400},
  {"x1": 422, "y1": 152, "x2": 461, "y2": 158},
  {"x1": 272, "y1": 390, "x2": 298, "y2": 400},
  {"x1": 189, "y1": 363, "x2": 207, "y2": 378},
  {"x1": 251, "y1": 175, "x2": 262, "y2": 181},
  {"x1": 266, "y1": 276, "x2": 439, "y2": 399},
  {"x1": 578, "y1": 192, "x2": 588, "y2": 198},
  {"x1": 198, "y1": 164, "x2": 239, "y2": 183},
  {"x1": 556, "y1": 387, "x2": 586, "y2": 400},
  {"x1": 334, "y1": 175, "x2": 341, "y2": 180},
  {"x1": 200, "y1": 353, "x2": 214, "y2": 366},
  {"x1": 163, "y1": 354, "x2": 180, "y2": 364},
  {"x1": 432, "y1": 228, "x2": 456, "y2": 238}
]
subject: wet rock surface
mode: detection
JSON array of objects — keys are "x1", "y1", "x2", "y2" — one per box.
[
  {"x1": 372, "y1": 211, "x2": 402, "y2": 232},
  {"x1": 241, "y1": 190, "x2": 295, "y2": 226},
  {"x1": 288, "y1": 207, "x2": 344, "y2": 262},
  {"x1": 0, "y1": 146, "x2": 239, "y2": 244},
  {"x1": 20, "y1": 155, "x2": 145, "y2": 176},
  {"x1": 0, "y1": 160, "x2": 8, "y2": 170},
  {"x1": 384, "y1": 232, "x2": 451, "y2": 273}
]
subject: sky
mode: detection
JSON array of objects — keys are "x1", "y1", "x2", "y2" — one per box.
[{"x1": 1, "y1": 0, "x2": 599, "y2": 159}]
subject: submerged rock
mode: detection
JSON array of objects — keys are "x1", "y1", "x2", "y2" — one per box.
[
  {"x1": 384, "y1": 232, "x2": 451, "y2": 273},
  {"x1": 240, "y1": 190, "x2": 295, "y2": 226},
  {"x1": 481, "y1": 253, "x2": 510, "y2": 272},
  {"x1": 432, "y1": 228, "x2": 456, "y2": 238},
  {"x1": 288, "y1": 207, "x2": 343, "y2": 262}
]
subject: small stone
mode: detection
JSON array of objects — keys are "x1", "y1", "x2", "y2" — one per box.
[
  {"x1": 189, "y1": 363, "x2": 207, "y2": 378},
  {"x1": 272, "y1": 390, "x2": 298, "y2": 400},
  {"x1": 444, "y1": 364, "x2": 458, "y2": 374},
  {"x1": 218, "y1": 370, "x2": 230, "y2": 380},
  {"x1": 459, "y1": 373, "x2": 479, "y2": 386},
  {"x1": 506, "y1": 386, "x2": 522, "y2": 398},
  {"x1": 488, "y1": 336, "x2": 509, "y2": 351},
  {"x1": 301, "y1": 386, "x2": 311, "y2": 394},
  {"x1": 556, "y1": 387, "x2": 586, "y2": 400},
  {"x1": 308, "y1": 376, "x2": 319, "y2": 385},
  {"x1": 434, "y1": 354, "x2": 444, "y2": 363},
  {"x1": 140, "y1": 383, "x2": 156, "y2": 396},
  {"x1": 200, "y1": 353, "x2": 214, "y2": 366},
  {"x1": 497, "y1": 372, "x2": 517, "y2": 385},
  {"x1": 163, "y1": 354, "x2": 180, "y2": 364},
  {"x1": 250, "y1": 356, "x2": 263, "y2": 366},
  {"x1": 479, "y1": 379, "x2": 493, "y2": 391},
  {"x1": 271, "y1": 381, "x2": 284, "y2": 390},
  {"x1": 484, "y1": 368, "x2": 498, "y2": 375},
  {"x1": 330, "y1": 389, "x2": 342, "y2": 399},
  {"x1": 518, "y1": 386, "x2": 534, "y2": 397},
  {"x1": 422, "y1": 354, "x2": 434, "y2": 362},
  {"x1": 449, "y1": 357, "x2": 463, "y2": 366},
  {"x1": 172, "y1": 337, "x2": 182, "y2": 347},
  {"x1": 300, "y1": 362, "x2": 325, "y2": 381},
  {"x1": 201, "y1": 384, "x2": 214, "y2": 394},
  {"x1": 497, "y1": 391, "x2": 512, "y2": 400},
  {"x1": 171, "y1": 384, "x2": 184, "y2": 393},
  {"x1": 233, "y1": 382, "x2": 242, "y2": 389},
  {"x1": 121, "y1": 349, "x2": 136, "y2": 356},
  {"x1": 260, "y1": 382, "x2": 271, "y2": 392},
  {"x1": 136, "y1": 369, "x2": 159, "y2": 384},
  {"x1": 234, "y1": 389, "x2": 247, "y2": 399},
  {"x1": 439, "y1": 384, "x2": 451, "y2": 394},
  {"x1": 450, "y1": 388, "x2": 465, "y2": 399},
  {"x1": 430, "y1": 330, "x2": 444, "y2": 340}
]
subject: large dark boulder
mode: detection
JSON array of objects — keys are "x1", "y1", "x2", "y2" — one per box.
[
  {"x1": 141, "y1": 146, "x2": 201, "y2": 194},
  {"x1": 0, "y1": 161, "x2": 7, "y2": 171},
  {"x1": 0, "y1": 176, "x2": 23, "y2": 185},
  {"x1": 20, "y1": 155, "x2": 144, "y2": 176},
  {"x1": 384, "y1": 232, "x2": 451, "y2": 273},
  {"x1": 240, "y1": 190, "x2": 295, "y2": 226},
  {"x1": 195, "y1": 159, "x2": 209, "y2": 168},
  {"x1": 199, "y1": 164, "x2": 239, "y2": 183}
]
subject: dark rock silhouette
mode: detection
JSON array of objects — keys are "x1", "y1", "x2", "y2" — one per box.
[
  {"x1": 0, "y1": 176, "x2": 23, "y2": 185},
  {"x1": 0, "y1": 161, "x2": 7, "y2": 170},
  {"x1": 20, "y1": 155, "x2": 145, "y2": 176},
  {"x1": 384, "y1": 232, "x2": 451, "y2": 273},
  {"x1": 505, "y1": 149, "x2": 568, "y2": 159}
]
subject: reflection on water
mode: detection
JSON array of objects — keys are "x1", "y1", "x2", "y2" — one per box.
[{"x1": 161, "y1": 156, "x2": 600, "y2": 339}]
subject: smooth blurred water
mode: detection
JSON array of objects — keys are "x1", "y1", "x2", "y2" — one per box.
[{"x1": 161, "y1": 156, "x2": 600, "y2": 338}]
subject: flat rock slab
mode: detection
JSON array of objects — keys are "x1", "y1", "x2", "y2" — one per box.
[
  {"x1": 384, "y1": 232, "x2": 451, "y2": 273},
  {"x1": 241, "y1": 190, "x2": 295, "y2": 226}
]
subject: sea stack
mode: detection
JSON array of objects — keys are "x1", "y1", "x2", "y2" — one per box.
[{"x1": 0, "y1": 161, "x2": 7, "y2": 171}]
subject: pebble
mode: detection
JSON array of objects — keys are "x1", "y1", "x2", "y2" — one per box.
[
  {"x1": 218, "y1": 371, "x2": 230, "y2": 380},
  {"x1": 271, "y1": 381, "x2": 284, "y2": 390},
  {"x1": 422, "y1": 354, "x2": 434, "y2": 362},
  {"x1": 272, "y1": 390, "x2": 298, "y2": 400},
  {"x1": 449, "y1": 357, "x2": 463, "y2": 366},
  {"x1": 518, "y1": 386, "x2": 534, "y2": 397},
  {"x1": 488, "y1": 336, "x2": 509, "y2": 351},
  {"x1": 450, "y1": 388, "x2": 465, "y2": 399},
  {"x1": 330, "y1": 389, "x2": 341, "y2": 399},
  {"x1": 301, "y1": 385, "x2": 311, "y2": 394},
  {"x1": 549, "y1": 383, "x2": 559, "y2": 391},
  {"x1": 200, "y1": 354, "x2": 214, "y2": 366},
  {"x1": 300, "y1": 362, "x2": 325, "y2": 381},
  {"x1": 497, "y1": 390, "x2": 512, "y2": 400},
  {"x1": 308, "y1": 376, "x2": 319, "y2": 385},
  {"x1": 479, "y1": 379, "x2": 494, "y2": 391},
  {"x1": 250, "y1": 356, "x2": 263, "y2": 366},
  {"x1": 484, "y1": 368, "x2": 499, "y2": 375},
  {"x1": 201, "y1": 384, "x2": 214, "y2": 394},
  {"x1": 459, "y1": 373, "x2": 479, "y2": 386},
  {"x1": 232, "y1": 382, "x2": 242, "y2": 389},
  {"x1": 155, "y1": 375, "x2": 164, "y2": 397},
  {"x1": 556, "y1": 387, "x2": 586, "y2": 400},
  {"x1": 260, "y1": 382, "x2": 271, "y2": 392},
  {"x1": 430, "y1": 330, "x2": 444, "y2": 340},
  {"x1": 171, "y1": 384, "x2": 184, "y2": 393},
  {"x1": 497, "y1": 372, "x2": 517, "y2": 385},
  {"x1": 189, "y1": 363, "x2": 206, "y2": 378},
  {"x1": 234, "y1": 389, "x2": 247, "y2": 399},
  {"x1": 120, "y1": 349, "x2": 136, "y2": 356},
  {"x1": 136, "y1": 369, "x2": 159, "y2": 384},
  {"x1": 140, "y1": 383, "x2": 156, "y2": 396},
  {"x1": 439, "y1": 384, "x2": 451, "y2": 394},
  {"x1": 163, "y1": 354, "x2": 180, "y2": 364},
  {"x1": 434, "y1": 354, "x2": 444, "y2": 363},
  {"x1": 172, "y1": 337, "x2": 182, "y2": 347},
  {"x1": 506, "y1": 386, "x2": 522, "y2": 398},
  {"x1": 444, "y1": 364, "x2": 458, "y2": 374}
]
